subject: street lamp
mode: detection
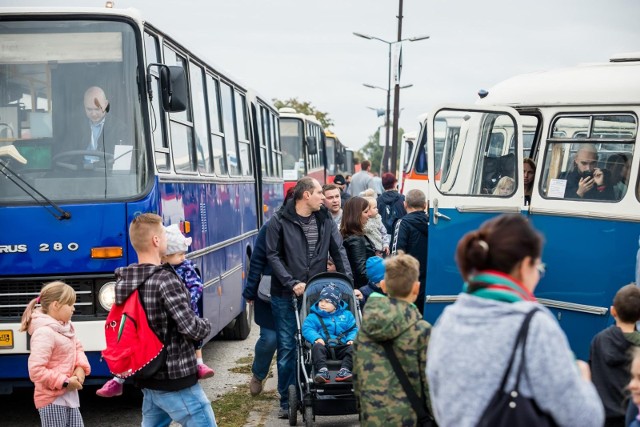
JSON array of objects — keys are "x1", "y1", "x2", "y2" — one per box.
[{"x1": 354, "y1": 31, "x2": 428, "y2": 173}]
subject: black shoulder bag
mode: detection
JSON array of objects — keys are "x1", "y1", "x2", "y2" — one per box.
[
  {"x1": 478, "y1": 308, "x2": 558, "y2": 427},
  {"x1": 381, "y1": 333, "x2": 437, "y2": 427}
]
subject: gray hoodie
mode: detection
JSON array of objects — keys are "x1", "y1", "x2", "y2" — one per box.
[{"x1": 427, "y1": 293, "x2": 604, "y2": 427}]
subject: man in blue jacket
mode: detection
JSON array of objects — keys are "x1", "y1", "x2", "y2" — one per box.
[
  {"x1": 266, "y1": 176, "x2": 352, "y2": 418},
  {"x1": 391, "y1": 189, "x2": 428, "y2": 314}
]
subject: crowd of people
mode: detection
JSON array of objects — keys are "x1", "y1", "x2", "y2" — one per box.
[{"x1": 18, "y1": 152, "x2": 640, "y2": 427}]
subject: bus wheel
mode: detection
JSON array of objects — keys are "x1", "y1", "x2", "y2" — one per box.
[{"x1": 223, "y1": 300, "x2": 253, "y2": 340}]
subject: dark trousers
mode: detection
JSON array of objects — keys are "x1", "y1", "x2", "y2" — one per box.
[{"x1": 311, "y1": 342, "x2": 353, "y2": 371}]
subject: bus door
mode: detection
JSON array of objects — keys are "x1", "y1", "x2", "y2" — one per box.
[
  {"x1": 525, "y1": 111, "x2": 639, "y2": 358},
  {"x1": 424, "y1": 105, "x2": 524, "y2": 325}
]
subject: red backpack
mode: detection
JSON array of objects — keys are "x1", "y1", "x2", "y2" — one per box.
[{"x1": 102, "y1": 283, "x2": 166, "y2": 379}]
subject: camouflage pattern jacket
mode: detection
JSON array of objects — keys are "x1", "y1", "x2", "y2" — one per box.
[{"x1": 353, "y1": 293, "x2": 432, "y2": 426}]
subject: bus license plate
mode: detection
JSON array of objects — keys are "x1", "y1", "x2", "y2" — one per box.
[{"x1": 0, "y1": 330, "x2": 13, "y2": 349}]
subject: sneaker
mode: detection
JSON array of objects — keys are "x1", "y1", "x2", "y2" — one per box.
[
  {"x1": 249, "y1": 375, "x2": 263, "y2": 396},
  {"x1": 335, "y1": 368, "x2": 353, "y2": 382},
  {"x1": 197, "y1": 364, "x2": 215, "y2": 380},
  {"x1": 278, "y1": 408, "x2": 289, "y2": 419},
  {"x1": 96, "y1": 379, "x2": 123, "y2": 398},
  {"x1": 314, "y1": 368, "x2": 330, "y2": 384}
]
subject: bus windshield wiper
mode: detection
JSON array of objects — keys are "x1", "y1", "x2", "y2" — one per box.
[{"x1": 0, "y1": 159, "x2": 71, "y2": 220}]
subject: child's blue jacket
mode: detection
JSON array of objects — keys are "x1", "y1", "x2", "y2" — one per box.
[{"x1": 302, "y1": 301, "x2": 357, "y2": 345}]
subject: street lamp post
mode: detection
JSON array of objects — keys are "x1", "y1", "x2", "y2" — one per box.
[
  {"x1": 362, "y1": 82, "x2": 412, "y2": 173},
  {"x1": 354, "y1": 25, "x2": 428, "y2": 174}
]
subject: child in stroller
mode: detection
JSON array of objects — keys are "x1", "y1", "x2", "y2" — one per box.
[
  {"x1": 289, "y1": 272, "x2": 361, "y2": 425},
  {"x1": 302, "y1": 284, "x2": 358, "y2": 383}
]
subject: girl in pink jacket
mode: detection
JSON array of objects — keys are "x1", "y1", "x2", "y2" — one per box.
[{"x1": 20, "y1": 281, "x2": 91, "y2": 426}]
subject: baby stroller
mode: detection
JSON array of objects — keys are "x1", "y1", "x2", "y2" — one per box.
[{"x1": 288, "y1": 272, "x2": 362, "y2": 426}]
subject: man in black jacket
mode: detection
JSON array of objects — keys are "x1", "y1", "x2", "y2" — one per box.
[
  {"x1": 266, "y1": 176, "x2": 352, "y2": 418},
  {"x1": 391, "y1": 189, "x2": 428, "y2": 314}
]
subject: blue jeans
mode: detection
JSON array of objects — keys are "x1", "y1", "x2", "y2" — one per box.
[
  {"x1": 252, "y1": 326, "x2": 277, "y2": 381},
  {"x1": 141, "y1": 383, "x2": 217, "y2": 427},
  {"x1": 271, "y1": 295, "x2": 298, "y2": 410}
]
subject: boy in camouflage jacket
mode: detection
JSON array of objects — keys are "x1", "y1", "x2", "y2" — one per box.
[{"x1": 353, "y1": 252, "x2": 432, "y2": 426}]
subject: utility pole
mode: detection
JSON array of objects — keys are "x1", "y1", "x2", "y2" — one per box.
[{"x1": 390, "y1": 0, "x2": 403, "y2": 175}]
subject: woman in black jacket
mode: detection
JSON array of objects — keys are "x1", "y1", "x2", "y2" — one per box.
[{"x1": 340, "y1": 196, "x2": 377, "y2": 288}]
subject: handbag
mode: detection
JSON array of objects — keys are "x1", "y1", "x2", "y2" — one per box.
[
  {"x1": 478, "y1": 308, "x2": 558, "y2": 427},
  {"x1": 257, "y1": 275, "x2": 271, "y2": 303},
  {"x1": 381, "y1": 333, "x2": 437, "y2": 427}
]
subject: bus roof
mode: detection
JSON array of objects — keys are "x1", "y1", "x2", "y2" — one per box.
[
  {"x1": 278, "y1": 108, "x2": 323, "y2": 126},
  {"x1": 478, "y1": 56, "x2": 640, "y2": 107}
]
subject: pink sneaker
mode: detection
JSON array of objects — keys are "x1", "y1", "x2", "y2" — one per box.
[
  {"x1": 197, "y1": 364, "x2": 215, "y2": 380},
  {"x1": 96, "y1": 379, "x2": 123, "y2": 398}
]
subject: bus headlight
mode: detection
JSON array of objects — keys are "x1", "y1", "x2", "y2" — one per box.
[{"x1": 98, "y1": 281, "x2": 116, "y2": 311}]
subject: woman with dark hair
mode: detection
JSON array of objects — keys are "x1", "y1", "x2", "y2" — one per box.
[
  {"x1": 523, "y1": 157, "x2": 536, "y2": 205},
  {"x1": 427, "y1": 214, "x2": 604, "y2": 427},
  {"x1": 340, "y1": 196, "x2": 377, "y2": 288}
]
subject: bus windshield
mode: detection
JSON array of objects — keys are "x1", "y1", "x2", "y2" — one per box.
[
  {"x1": 279, "y1": 117, "x2": 303, "y2": 170},
  {"x1": 0, "y1": 19, "x2": 147, "y2": 203}
]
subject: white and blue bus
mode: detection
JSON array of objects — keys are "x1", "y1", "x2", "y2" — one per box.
[
  {"x1": 0, "y1": 7, "x2": 283, "y2": 392},
  {"x1": 412, "y1": 53, "x2": 640, "y2": 359}
]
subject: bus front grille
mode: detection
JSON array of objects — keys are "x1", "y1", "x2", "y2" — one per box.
[{"x1": 0, "y1": 277, "x2": 100, "y2": 319}]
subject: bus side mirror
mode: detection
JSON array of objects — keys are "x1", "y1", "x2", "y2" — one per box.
[
  {"x1": 306, "y1": 136, "x2": 318, "y2": 155},
  {"x1": 336, "y1": 152, "x2": 344, "y2": 165},
  {"x1": 160, "y1": 66, "x2": 188, "y2": 112}
]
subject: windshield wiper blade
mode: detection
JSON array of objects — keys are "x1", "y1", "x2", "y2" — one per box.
[{"x1": 0, "y1": 160, "x2": 71, "y2": 220}]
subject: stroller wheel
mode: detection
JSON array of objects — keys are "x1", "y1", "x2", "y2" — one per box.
[
  {"x1": 288, "y1": 384, "x2": 298, "y2": 426},
  {"x1": 304, "y1": 405, "x2": 314, "y2": 427}
]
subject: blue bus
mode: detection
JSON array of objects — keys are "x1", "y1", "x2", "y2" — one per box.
[
  {"x1": 0, "y1": 7, "x2": 283, "y2": 393},
  {"x1": 410, "y1": 53, "x2": 640, "y2": 359}
]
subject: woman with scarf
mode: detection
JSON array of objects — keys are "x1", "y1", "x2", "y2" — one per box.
[{"x1": 426, "y1": 214, "x2": 604, "y2": 427}]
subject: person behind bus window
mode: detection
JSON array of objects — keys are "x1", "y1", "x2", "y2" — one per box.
[
  {"x1": 606, "y1": 153, "x2": 631, "y2": 200},
  {"x1": 78, "y1": 86, "x2": 128, "y2": 164},
  {"x1": 523, "y1": 157, "x2": 536, "y2": 205},
  {"x1": 564, "y1": 144, "x2": 614, "y2": 201},
  {"x1": 493, "y1": 176, "x2": 515, "y2": 196}
]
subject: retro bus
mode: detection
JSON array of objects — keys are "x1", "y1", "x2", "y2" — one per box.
[
  {"x1": 0, "y1": 7, "x2": 283, "y2": 392},
  {"x1": 324, "y1": 129, "x2": 351, "y2": 183},
  {"x1": 417, "y1": 54, "x2": 640, "y2": 359},
  {"x1": 279, "y1": 107, "x2": 325, "y2": 193}
]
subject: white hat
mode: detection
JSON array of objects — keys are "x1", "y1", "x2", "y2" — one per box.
[{"x1": 165, "y1": 224, "x2": 192, "y2": 255}]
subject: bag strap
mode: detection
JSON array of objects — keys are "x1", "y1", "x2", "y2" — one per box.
[
  {"x1": 381, "y1": 332, "x2": 434, "y2": 424},
  {"x1": 495, "y1": 308, "x2": 540, "y2": 393}
]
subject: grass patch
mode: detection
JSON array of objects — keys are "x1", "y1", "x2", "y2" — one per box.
[
  {"x1": 235, "y1": 356, "x2": 253, "y2": 365},
  {"x1": 229, "y1": 364, "x2": 252, "y2": 374},
  {"x1": 212, "y1": 384, "x2": 277, "y2": 427}
]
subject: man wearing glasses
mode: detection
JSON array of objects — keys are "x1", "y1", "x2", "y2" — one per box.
[{"x1": 564, "y1": 144, "x2": 615, "y2": 200}]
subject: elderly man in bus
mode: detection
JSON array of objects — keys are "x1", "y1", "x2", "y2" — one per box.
[{"x1": 564, "y1": 144, "x2": 615, "y2": 201}]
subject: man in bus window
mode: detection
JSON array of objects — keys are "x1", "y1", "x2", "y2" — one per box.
[
  {"x1": 79, "y1": 86, "x2": 128, "y2": 164},
  {"x1": 564, "y1": 144, "x2": 615, "y2": 201}
]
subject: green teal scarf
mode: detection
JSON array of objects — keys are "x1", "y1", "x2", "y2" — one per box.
[{"x1": 463, "y1": 270, "x2": 536, "y2": 303}]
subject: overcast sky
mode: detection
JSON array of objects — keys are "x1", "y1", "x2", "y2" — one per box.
[{"x1": 6, "y1": 0, "x2": 640, "y2": 150}]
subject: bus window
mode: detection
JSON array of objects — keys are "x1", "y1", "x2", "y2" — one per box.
[
  {"x1": 163, "y1": 47, "x2": 195, "y2": 173},
  {"x1": 540, "y1": 114, "x2": 636, "y2": 201},
  {"x1": 280, "y1": 118, "x2": 303, "y2": 170},
  {"x1": 145, "y1": 32, "x2": 169, "y2": 172},
  {"x1": 206, "y1": 75, "x2": 226, "y2": 175},
  {"x1": 190, "y1": 62, "x2": 212, "y2": 174},
  {"x1": 235, "y1": 92, "x2": 252, "y2": 176},
  {"x1": 220, "y1": 81, "x2": 239, "y2": 175},
  {"x1": 435, "y1": 110, "x2": 517, "y2": 196}
]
